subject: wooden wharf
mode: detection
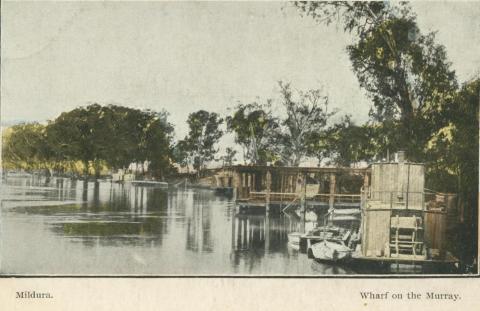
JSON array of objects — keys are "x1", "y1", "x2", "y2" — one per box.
[
  {"x1": 211, "y1": 152, "x2": 460, "y2": 268},
  {"x1": 212, "y1": 165, "x2": 369, "y2": 214}
]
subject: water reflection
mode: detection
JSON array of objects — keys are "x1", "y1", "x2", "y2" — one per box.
[
  {"x1": 185, "y1": 201, "x2": 214, "y2": 253},
  {"x1": 232, "y1": 215, "x2": 292, "y2": 252},
  {"x1": 0, "y1": 175, "x2": 346, "y2": 275}
]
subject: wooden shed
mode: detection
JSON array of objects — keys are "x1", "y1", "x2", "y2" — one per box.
[
  {"x1": 360, "y1": 153, "x2": 455, "y2": 261},
  {"x1": 361, "y1": 153, "x2": 427, "y2": 259},
  {"x1": 369, "y1": 158, "x2": 424, "y2": 210}
]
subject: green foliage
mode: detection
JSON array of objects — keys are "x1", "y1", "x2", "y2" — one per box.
[
  {"x1": 426, "y1": 78, "x2": 479, "y2": 193},
  {"x1": 320, "y1": 115, "x2": 374, "y2": 166},
  {"x1": 46, "y1": 104, "x2": 109, "y2": 175},
  {"x1": 3, "y1": 104, "x2": 175, "y2": 179},
  {"x1": 2, "y1": 123, "x2": 51, "y2": 170},
  {"x1": 226, "y1": 83, "x2": 338, "y2": 166},
  {"x1": 276, "y1": 81, "x2": 336, "y2": 166},
  {"x1": 226, "y1": 101, "x2": 279, "y2": 165},
  {"x1": 424, "y1": 77, "x2": 479, "y2": 264},
  {"x1": 221, "y1": 147, "x2": 237, "y2": 166},
  {"x1": 183, "y1": 110, "x2": 223, "y2": 174},
  {"x1": 295, "y1": 1, "x2": 457, "y2": 160},
  {"x1": 143, "y1": 110, "x2": 175, "y2": 179},
  {"x1": 172, "y1": 139, "x2": 192, "y2": 171}
]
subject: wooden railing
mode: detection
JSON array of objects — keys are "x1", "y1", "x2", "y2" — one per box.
[
  {"x1": 246, "y1": 191, "x2": 361, "y2": 204},
  {"x1": 249, "y1": 191, "x2": 298, "y2": 203},
  {"x1": 310, "y1": 193, "x2": 362, "y2": 204},
  {"x1": 365, "y1": 190, "x2": 458, "y2": 211}
]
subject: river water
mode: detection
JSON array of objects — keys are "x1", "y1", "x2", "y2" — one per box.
[{"x1": 0, "y1": 175, "x2": 361, "y2": 275}]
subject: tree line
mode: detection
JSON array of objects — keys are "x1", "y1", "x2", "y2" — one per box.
[
  {"x1": 2, "y1": 104, "x2": 175, "y2": 179},
  {"x1": 1, "y1": 82, "x2": 349, "y2": 179}
]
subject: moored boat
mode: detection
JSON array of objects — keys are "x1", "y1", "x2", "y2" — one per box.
[
  {"x1": 287, "y1": 232, "x2": 302, "y2": 250},
  {"x1": 131, "y1": 180, "x2": 168, "y2": 188},
  {"x1": 309, "y1": 240, "x2": 352, "y2": 262}
]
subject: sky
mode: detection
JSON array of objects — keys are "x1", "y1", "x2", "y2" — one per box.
[{"x1": 1, "y1": 1, "x2": 480, "y2": 144}]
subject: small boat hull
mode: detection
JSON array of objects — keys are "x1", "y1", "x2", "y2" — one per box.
[
  {"x1": 287, "y1": 232, "x2": 302, "y2": 250},
  {"x1": 309, "y1": 240, "x2": 352, "y2": 262},
  {"x1": 288, "y1": 232, "x2": 302, "y2": 244},
  {"x1": 299, "y1": 226, "x2": 351, "y2": 253}
]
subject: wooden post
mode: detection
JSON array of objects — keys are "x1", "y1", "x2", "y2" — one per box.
[
  {"x1": 264, "y1": 215, "x2": 270, "y2": 251},
  {"x1": 246, "y1": 218, "x2": 250, "y2": 247},
  {"x1": 232, "y1": 215, "x2": 237, "y2": 249},
  {"x1": 266, "y1": 170, "x2": 271, "y2": 213},
  {"x1": 301, "y1": 173, "x2": 306, "y2": 233},
  {"x1": 291, "y1": 175, "x2": 295, "y2": 193},
  {"x1": 363, "y1": 173, "x2": 369, "y2": 207},
  {"x1": 247, "y1": 173, "x2": 252, "y2": 190},
  {"x1": 233, "y1": 171, "x2": 242, "y2": 200},
  {"x1": 301, "y1": 173, "x2": 307, "y2": 210},
  {"x1": 329, "y1": 173, "x2": 336, "y2": 211},
  {"x1": 363, "y1": 173, "x2": 369, "y2": 194},
  {"x1": 252, "y1": 172, "x2": 256, "y2": 192},
  {"x1": 361, "y1": 211, "x2": 368, "y2": 256}
]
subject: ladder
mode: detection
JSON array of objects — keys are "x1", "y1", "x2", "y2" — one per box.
[{"x1": 389, "y1": 215, "x2": 424, "y2": 258}]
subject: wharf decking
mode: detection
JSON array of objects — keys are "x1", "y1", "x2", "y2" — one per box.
[
  {"x1": 236, "y1": 192, "x2": 362, "y2": 213},
  {"x1": 213, "y1": 160, "x2": 460, "y2": 268},
  {"x1": 212, "y1": 165, "x2": 369, "y2": 214},
  {"x1": 351, "y1": 251, "x2": 459, "y2": 265}
]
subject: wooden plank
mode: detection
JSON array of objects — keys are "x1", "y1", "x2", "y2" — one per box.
[{"x1": 222, "y1": 165, "x2": 370, "y2": 175}]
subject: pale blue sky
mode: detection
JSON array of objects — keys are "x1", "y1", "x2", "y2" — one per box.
[{"x1": 1, "y1": 1, "x2": 479, "y2": 142}]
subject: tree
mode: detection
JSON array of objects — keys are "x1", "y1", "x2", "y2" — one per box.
[
  {"x1": 295, "y1": 1, "x2": 458, "y2": 160},
  {"x1": 2, "y1": 123, "x2": 52, "y2": 171},
  {"x1": 226, "y1": 101, "x2": 279, "y2": 165},
  {"x1": 173, "y1": 139, "x2": 192, "y2": 173},
  {"x1": 184, "y1": 110, "x2": 223, "y2": 176},
  {"x1": 276, "y1": 81, "x2": 336, "y2": 166},
  {"x1": 45, "y1": 104, "x2": 174, "y2": 178},
  {"x1": 46, "y1": 104, "x2": 105, "y2": 176},
  {"x1": 143, "y1": 110, "x2": 175, "y2": 179},
  {"x1": 221, "y1": 147, "x2": 237, "y2": 167},
  {"x1": 101, "y1": 105, "x2": 146, "y2": 171},
  {"x1": 320, "y1": 115, "x2": 376, "y2": 166},
  {"x1": 425, "y1": 78, "x2": 479, "y2": 263}
]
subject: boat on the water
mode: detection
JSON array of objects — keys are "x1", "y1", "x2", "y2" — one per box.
[
  {"x1": 287, "y1": 232, "x2": 302, "y2": 250},
  {"x1": 309, "y1": 240, "x2": 352, "y2": 262},
  {"x1": 111, "y1": 172, "x2": 135, "y2": 183},
  {"x1": 5, "y1": 171, "x2": 32, "y2": 178},
  {"x1": 299, "y1": 225, "x2": 358, "y2": 259},
  {"x1": 300, "y1": 226, "x2": 351, "y2": 250},
  {"x1": 131, "y1": 180, "x2": 168, "y2": 188},
  {"x1": 288, "y1": 232, "x2": 302, "y2": 244}
]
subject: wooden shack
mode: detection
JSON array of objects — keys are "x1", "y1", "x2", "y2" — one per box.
[
  {"x1": 369, "y1": 151, "x2": 424, "y2": 210},
  {"x1": 361, "y1": 152, "x2": 454, "y2": 261}
]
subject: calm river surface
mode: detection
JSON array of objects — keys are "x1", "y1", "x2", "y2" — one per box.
[{"x1": 0, "y1": 175, "x2": 355, "y2": 275}]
